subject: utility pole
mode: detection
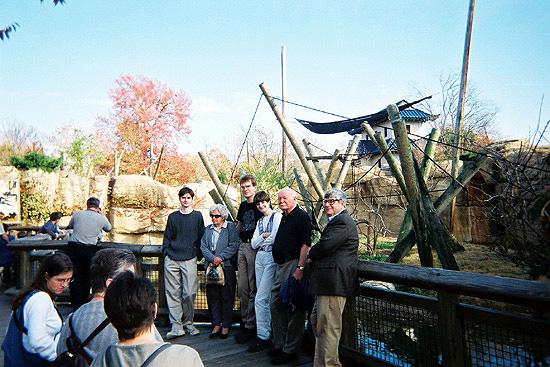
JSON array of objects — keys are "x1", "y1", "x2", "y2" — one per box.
[
  {"x1": 281, "y1": 45, "x2": 287, "y2": 172},
  {"x1": 450, "y1": 0, "x2": 476, "y2": 231}
]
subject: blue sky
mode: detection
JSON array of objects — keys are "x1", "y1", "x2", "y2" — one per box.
[{"x1": 1, "y1": 1, "x2": 549, "y2": 157}]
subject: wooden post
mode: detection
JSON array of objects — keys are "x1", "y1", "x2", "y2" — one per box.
[
  {"x1": 198, "y1": 151, "x2": 238, "y2": 220},
  {"x1": 260, "y1": 83, "x2": 325, "y2": 199},
  {"x1": 281, "y1": 45, "x2": 288, "y2": 172},
  {"x1": 325, "y1": 149, "x2": 341, "y2": 190},
  {"x1": 333, "y1": 135, "x2": 361, "y2": 190},
  {"x1": 362, "y1": 122, "x2": 407, "y2": 198},
  {"x1": 16, "y1": 250, "x2": 29, "y2": 289},
  {"x1": 389, "y1": 104, "x2": 433, "y2": 267},
  {"x1": 303, "y1": 139, "x2": 327, "y2": 185},
  {"x1": 152, "y1": 145, "x2": 165, "y2": 181},
  {"x1": 451, "y1": 0, "x2": 476, "y2": 231},
  {"x1": 438, "y1": 291, "x2": 465, "y2": 366},
  {"x1": 293, "y1": 168, "x2": 313, "y2": 218}
]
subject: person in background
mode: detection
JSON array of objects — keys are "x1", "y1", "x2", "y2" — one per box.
[
  {"x1": 234, "y1": 174, "x2": 263, "y2": 344},
  {"x1": 269, "y1": 187, "x2": 312, "y2": 365},
  {"x1": 163, "y1": 187, "x2": 204, "y2": 339},
  {"x1": 91, "y1": 271, "x2": 203, "y2": 367},
  {"x1": 308, "y1": 189, "x2": 359, "y2": 367},
  {"x1": 57, "y1": 248, "x2": 163, "y2": 360},
  {"x1": 201, "y1": 204, "x2": 239, "y2": 340},
  {"x1": 0, "y1": 221, "x2": 15, "y2": 282},
  {"x1": 66, "y1": 197, "x2": 112, "y2": 310},
  {"x1": 39, "y1": 212, "x2": 67, "y2": 240},
  {"x1": 247, "y1": 191, "x2": 282, "y2": 353},
  {"x1": 2, "y1": 253, "x2": 73, "y2": 367}
]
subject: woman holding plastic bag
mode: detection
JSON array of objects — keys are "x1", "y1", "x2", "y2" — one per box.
[{"x1": 200, "y1": 204, "x2": 239, "y2": 340}]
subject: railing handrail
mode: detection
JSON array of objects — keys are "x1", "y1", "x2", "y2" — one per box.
[{"x1": 359, "y1": 260, "x2": 550, "y2": 308}]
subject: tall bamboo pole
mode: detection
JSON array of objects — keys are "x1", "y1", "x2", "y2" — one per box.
[
  {"x1": 281, "y1": 46, "x2": 288, "y2": 172},
  {"x1": 260, "y1": 83, "x2": 325, "y2": 198},
  {"x1": 303, "y1": 139, "x2": 326, "y2": 185},
  {"x1": 450, "y1": 0, "x2": 476, "y2": 231},
  {"x1": 333, "y1": 135, "x2": 361, "y2": 190},
  {"x1": 198, "y1": 151, "x2": 238, "y2": 220}
]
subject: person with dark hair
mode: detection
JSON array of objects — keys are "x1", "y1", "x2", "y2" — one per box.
[
  {"x1": 38, "y1": 211, "x2": 66, "y2": 240},
  {"x1": 200, "y1": 204, "x2": 239, "y2": 339},
  {"x1": 234, "y1": 174, "x2": 263, "y2": 344},
  {"x1": 247, "y1": 191, "x2": 282, "y2": 352},
  {"x1": 308, "y1": 189, "x2": 359, "y2": 367},
  {"x1": 57, "y1": 248, "x2": 162, "y2": 360},
  {"x1": 91, "y1": 271, "x2": 203, "y2": 367},
  {"x1": 65, "y1": 197, "x2": 112, "y2": 310},
  {"x1": 163, "y1": 187, "x2": 205, "y2": 339},
  {"x1": 2, "y1": 252, "x2": 73, "y2": 366}
]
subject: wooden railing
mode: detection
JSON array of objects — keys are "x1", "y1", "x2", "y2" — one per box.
[{"x1": 7, "y1": 239, "x2": 550, "y2": 366}]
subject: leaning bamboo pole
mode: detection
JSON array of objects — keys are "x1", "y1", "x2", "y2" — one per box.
[
  {"x1": 303, "y1": 139, "x2": 327, "y2": 186},
  {"x1": 198, "y1": 151, "x2": 238, "y2": 220},
  {"x1": 259, "y1": 83, "x2": 324, "y2": 199},
  {"x1": 333, "y1": 135, "x2": 361, "y2": 190}
]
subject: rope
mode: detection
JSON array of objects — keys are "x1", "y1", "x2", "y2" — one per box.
[{"x1": 223, "y1": 94, "x2": 263, "y2": 199}]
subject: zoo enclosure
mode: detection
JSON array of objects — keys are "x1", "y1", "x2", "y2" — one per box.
[{"x1": 7, "y1": 239, "x2": 550, "y2": 366}]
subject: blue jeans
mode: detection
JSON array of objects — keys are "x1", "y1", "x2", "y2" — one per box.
[{"x1": 254, "y1": 250, "x2": 277, "y2": 340}]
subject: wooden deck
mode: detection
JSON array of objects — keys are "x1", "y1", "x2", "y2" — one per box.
[{"x1": 0, "y1": 282, "x2": 313, "y2": 367}]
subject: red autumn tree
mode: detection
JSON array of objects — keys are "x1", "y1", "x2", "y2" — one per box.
[{"x1": 96, "y1": 74, "x2": 195, "y2": 185}]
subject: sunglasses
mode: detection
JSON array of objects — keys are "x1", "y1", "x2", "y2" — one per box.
[{"x1": 210, "y1": 214, "x2": 222, "y2": 218}]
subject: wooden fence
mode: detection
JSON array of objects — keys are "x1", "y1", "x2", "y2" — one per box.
[{"x1": 7, "y1": 239, "x2": 550, "y2": 366}]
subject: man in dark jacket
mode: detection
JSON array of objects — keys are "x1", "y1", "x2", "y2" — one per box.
[{"x1": 308, "y1": 189, "x2": 358, "y2": 367}]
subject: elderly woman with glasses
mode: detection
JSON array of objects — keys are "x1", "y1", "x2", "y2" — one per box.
[{"x1": 200, "y1": 204, "x2": 239, "y2": 340}]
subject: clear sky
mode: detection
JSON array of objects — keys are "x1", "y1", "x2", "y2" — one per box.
[{"x1": 1, "y1": 1, "x2": 549, "y2": 158}]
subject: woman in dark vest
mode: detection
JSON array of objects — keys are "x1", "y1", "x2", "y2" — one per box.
[{"x1": 2, "y1": 252, "x2": 73, "y2": 366}]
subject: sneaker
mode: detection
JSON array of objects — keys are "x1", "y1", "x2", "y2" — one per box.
[
  {"x1": 184, "y1": 324, "x2": 200, "y2": 336},
  {"x1": 166, "y1": 327, "x2": 185, "y2": 340},
  {"x1": 248, "y1": 337, "x2": 271, "y2": 353},
  {"x1": 235, "y1": 328, "x2": 256, "y2": 344}
]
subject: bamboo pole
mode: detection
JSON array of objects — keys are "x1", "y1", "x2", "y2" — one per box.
[
  {"x1": 259, "y1": 83, "x2": 324, "y2": 198},
  {"x1": 313, "y1": 149, "x2": 341, "y2": 229},
  {"x1": 198, "y1": 151, "x2": 238, "y2": 220},
  {"x1": 303, "y1": 139, "x2": 326, "y2": 185},
  {"x1": 152, "y1": 145, "x2": 165, "y2": 181},
  {"x1": 361, "y1": 122, "x2": 407, "y2": 199},
  {"x1": 333, "y1": 135, "x2": 361, "y2": 190},
  {"x1": 389, "y1": 104, "x2": 433, "y2": 267}
]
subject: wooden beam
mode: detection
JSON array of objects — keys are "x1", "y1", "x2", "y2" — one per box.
[
  {"x1": 389, "y1": 104, "x2": 433, "y2": 267},
  {"x1": 198, "y1": 151, "x2": 238, "y2": 221},
  {"x1": 260, "y1": 83, "x2": 325, "y2": 199},
  {"x1": 333, "y1": 135, "x2": 361, "y2": 190},
  {"x1": 303, "y1": 138, "x2": 326, "y2": 186}
]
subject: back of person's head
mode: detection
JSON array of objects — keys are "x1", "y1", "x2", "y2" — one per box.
[
  {"x1": 178, "y1": 187, "x2": 194, "y2": 198},
  {"x1": 12, "y1": 252, "x2": 73, "y2": 310},
  {"x1": 240, "y1": 174, "x2": 257, "y2": 187},
  {"x1": 86, "y1": 197, "x2": 101, "y2": 209},
  {"x1": 254, "y1": 190, "x2": 270, "y2": 203},
  {"x1": 50, "y1": 211, "x2": 63, "y2": 221},
  {"x1": 104, "y1": 271, "x2": 157, "y2": 341},
  {"x1": 90, "y1": 248, "x2": 136, "y2": 294}
]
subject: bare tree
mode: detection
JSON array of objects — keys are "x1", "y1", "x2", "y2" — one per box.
[{"x1": 0, "y1": 120, "x2": 43, "y2": 164}]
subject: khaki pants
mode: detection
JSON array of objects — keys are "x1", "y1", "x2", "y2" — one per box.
[
  {"x1": 311, "y1": 295, "x2": 347, "y2": 367},
  {"x1": 164, "y1": 256, "x2": 198, "y2": 328}
]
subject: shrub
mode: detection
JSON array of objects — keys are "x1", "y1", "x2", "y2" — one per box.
[{"x1": 9, "y1": 152, "x2": 62, "y2": 172}]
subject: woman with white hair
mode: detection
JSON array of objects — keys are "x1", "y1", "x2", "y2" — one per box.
[{"x1": 200, "y1": 204, "x2": 239, "y2": 339}]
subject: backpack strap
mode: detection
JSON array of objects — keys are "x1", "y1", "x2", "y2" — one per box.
[
  {"x1": 70, "y1": 315, "x2": 110, "y2": 349},
  {"x1": 141, "y1": 343, "x2": 171, "y2": 367}
]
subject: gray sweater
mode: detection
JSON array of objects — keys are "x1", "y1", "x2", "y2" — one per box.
[
  {"x1": 162, "y1": 210, "x2": 205, "y2": 261},
  {"x1": 67, "y1": 209, "x2": 112, "y2": 245},
  {"x1": 90, "y1": 342, "x2": 203, "y2": 367}
]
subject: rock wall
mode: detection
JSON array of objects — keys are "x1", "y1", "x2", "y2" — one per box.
[{"x1": 0, "y1": 167, "x2": 239, "y2": 245}]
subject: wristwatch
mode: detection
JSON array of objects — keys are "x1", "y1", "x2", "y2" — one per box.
[{"x1": 297, "y1": 266, "x2": 305, "y2": 271}]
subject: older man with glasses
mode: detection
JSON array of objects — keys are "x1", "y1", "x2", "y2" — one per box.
[{"x1": 308, "y1": 189, "x2": 359, "y2": 367}]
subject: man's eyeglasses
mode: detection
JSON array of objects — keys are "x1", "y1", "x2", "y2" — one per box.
[
  {"x1": 210, "y1": 214, "x2": 223, "y2": 218},
  {"x1": 323, "y1": 198, "x2": 341, "y2": 205}
]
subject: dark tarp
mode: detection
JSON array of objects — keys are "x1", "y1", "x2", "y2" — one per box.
[{"x1": 295, "y1": 96, "x2": 431, "y2": 135}]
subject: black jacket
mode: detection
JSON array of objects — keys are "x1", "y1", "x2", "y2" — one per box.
[{"x1": 309, "y1": 209, "x2": 359, "y2": 297}]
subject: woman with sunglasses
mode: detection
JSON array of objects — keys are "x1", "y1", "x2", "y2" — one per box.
[
  {"x1": 2, "y1": 252, "x2": 73, "y2": 367},
  {"x1": 200, "y1": 204, "x2": 239, "y2": 340}
]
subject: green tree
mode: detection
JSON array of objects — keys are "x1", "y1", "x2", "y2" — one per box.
[{"x1": 9, "y1": 152, "x2": 62, "y2": 172}]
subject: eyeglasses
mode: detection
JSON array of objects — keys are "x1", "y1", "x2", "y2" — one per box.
[
  {"x1": 52, "y1": 276, "x2": 73, "y2": 284},
  {"x1": 210, "y1": 214, "x2": 222, "y2": 218},
  {"x1": 323, "y1": 198, "x2": 341, "y2": 205}
]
